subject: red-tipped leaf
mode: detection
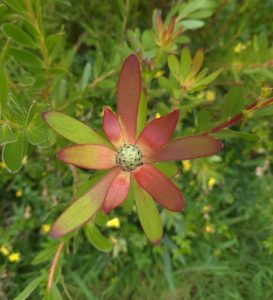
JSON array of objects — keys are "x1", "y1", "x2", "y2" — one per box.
[
  {"x1": 57, "y1": 144, "x2": 116, "y2": 170},
  {"x1": 117, "y1": 54, "x2": 141, "y2": 143},
  {"x1": 103, "y1": 107, "x2": 124, "y2": 148},
  {"x1": 145, "y1": 135, "x2": 223, "y2": 163},
  {"x1": 134, "y1": 164, "x2": 185, "y2": 212},
  {"x1": 50, "y1": 168, "x2": 119, "y2": 238},
  {"x1": 103, "y1": 170, "x2": 130, "y2": 213},
  {"x1": 137, "y1": 109, "x2": 179, "y2": 156}
]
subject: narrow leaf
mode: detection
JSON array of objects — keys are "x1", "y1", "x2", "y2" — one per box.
[
  {"x1": 13, "y1": 276, "x2": 43, "y2": 300},
  {"x1": 190, "y1": 48, "x2": 204, "y2": 78},
  {"x1": 0, "y1": 66, "x2": 8, "y2": 113},
  {"x1": 193, "y1": 68, "x2": 222, "y2": 88},
  {"x1": 84, "y1": 223, "x2": 112, "y2": 253},
  {"x1": 180, "y1": 46, "x2": 192, "y2": 80},
  {"x1": 80, "y1": 62, "x2": 92, "y2": 92},
  {"x1": 9, "y1": 47, "x2": 43, "y2": 67},
  {"x1": 168, "y1": 55, "x2": 181, "y2": 81},
  {"x1": 2, "y1": 23, "x2": 37, "y2": 48},
  {"x1": 137, "y1": 92, "x2": 147, "y2": 136},
  {"x1": 132, "y1": 178, "x2": 163, "y2": 244}
]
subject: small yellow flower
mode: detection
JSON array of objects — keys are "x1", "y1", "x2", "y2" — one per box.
[
  {"x1": 106, "y1": 217, "x2": 120, "y2": 229},
  {"x1": 206, "y1": 90, "x2": 216, "y2": 101},
  {"x1": 208, "y1": 177, "x2": 216, "y2": 188},
  {"x1": 41, "y1": 224, "x2": 51, "y2": 234},
  {"x1": 8, "y1": 252, "x2": 21, "y2": 262},
  {"x1": 233, "y1": 42, "x2": 246, "y2": 53},
  {"x1": 0, "y1": 246, "x2": 9, "y2": 256},
  {"x1": 154, "y1": 112, "x2": 161, "y2": 119},
  {"x1": 204, "y1": 224, "x2": 215, "y2": 234},
  {"x1": 154, "y1": 70, "x2": 164, "y2": 78},
  {"x1": 0, "y1": 162, "x2": 5, "y2": 169},
  {"x1": 261, "y1": 86, "x2": 272, "y2": 98},
  {"x1": 202, "y1": 205, "x2": 212, "y2": 214},
  {"x1": 182, "y1": 160, "x2": 191, "y2": 172},
  {"x1": 15, "y1": 190, "x2": 23, "y2": 197}
]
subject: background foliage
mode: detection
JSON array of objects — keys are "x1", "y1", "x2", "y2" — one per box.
[{"x1": 0, "y1": 0, "x2": 273, "y2": 299}]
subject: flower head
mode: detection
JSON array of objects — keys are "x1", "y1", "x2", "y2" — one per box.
[{"x1": 43, "y1": 55, "x2": 223, "y2": 243}]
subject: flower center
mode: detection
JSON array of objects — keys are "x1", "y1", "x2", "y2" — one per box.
[{"x1": 116, "y1": 144, "x2": 143, "y2": 171}]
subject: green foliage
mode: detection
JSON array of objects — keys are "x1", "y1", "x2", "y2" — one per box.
[{"x1": 0, "y1": 0, "x2": 273, "y2": 299}]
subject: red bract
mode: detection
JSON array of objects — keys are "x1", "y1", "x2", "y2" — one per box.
[{"x1": 43, "y1": 55, "x2": 223, "y2": 243}]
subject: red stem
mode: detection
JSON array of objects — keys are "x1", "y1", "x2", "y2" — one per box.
[{"x1": 203, "y1": 97, "x2": 273, "y2": 135}]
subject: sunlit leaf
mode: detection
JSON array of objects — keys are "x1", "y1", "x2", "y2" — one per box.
[
  {"x1": 193, "y1": 68, "x2": 222, "y2": 88},
  {"x1": 43, "y1": 111, "x2": 112, "y2": 147},
  {"x1": 168, "y1": 55, "x2": 181, "y2": 81}
]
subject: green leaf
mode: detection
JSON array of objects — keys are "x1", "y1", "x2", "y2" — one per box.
[
  {"x1": 43, "y1": 111, "x2": 112, "y2": 147},
  {"x1": 2, "y1": 132, "x2": 26, "y2": 173},
  {"x1": 168, "y1": 55, "x2": 181, "y2": 81},
  {"x1": 44, "y1": 284, "x2": 63, "y2": 300},
  {"x1": 57, "y1": 79, "x2": 67, "y2": 103},
  {"x1": 80, "y1": 62, "x2": 92, "y2": 92},
  {"x1": 153, "y1": 162, "x2": 178, "y2": 178},
  {"x1": 224, "y1": 87, "x2": 245, "y2": 118},
  {"x1": 132, "y1": 178, "x2": 163, "y2": 244},
  {"x1": 27, "y1": 103, "x2": 55, "y2": 147},
  {"x1": 180, "y1": 46, "x2": 192, "y2": 80},
  {"x1": 0, "y1": 124, "x2": 16, "y2": 145},
  {"x1": 84, "y1": 222, "x2": 112, "y2": 253},
  {"x1": 196, "y1": 109, "x2": 211, "y2": 133},
  {"x1": 137, "y1": 92, "x2": 147, "y2": 136},
  {"x1": 32, "y1": 244, "x2": 59, "y2": 265},
  {"x1": 190, "y1": 48, "x2": 204, "y2": 78},
  {"x1": 9, "y1": 47, "x2": 43, "y2": 67},
  {"x1": 193, "y1": 68, "x2": 222, "y2": 88},
  {"x1": 2, "y1": 24, "x2": 37, "y2": 48},
  {"x1": 13, "y1": 275, "x2": 43, "y2": 300},
  {"x1": 95, "y1": 209, "x2": 109, "y2": 226},
  {"x1": 179, "y1": 19, "x2": 205, "y2": 30},
  {"x1": 0, "y1": 66, "x2": 8, "y2": 113},
  {"x1": 3, "y1": 0, "x2": 27, "y2": 14}
]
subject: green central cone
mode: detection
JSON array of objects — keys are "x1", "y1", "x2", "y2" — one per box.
[{"x1": 116, "y1": 144, "x2": 143, "y2": 171}]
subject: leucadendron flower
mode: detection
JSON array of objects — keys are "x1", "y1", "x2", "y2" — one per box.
[{"x1": 43, "y1": 55, "x2": 223, "y2": 243}]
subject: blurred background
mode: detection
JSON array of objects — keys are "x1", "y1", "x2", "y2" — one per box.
[{"x1": 0, "y1": 0, "x2": 273, "y2": 299}]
